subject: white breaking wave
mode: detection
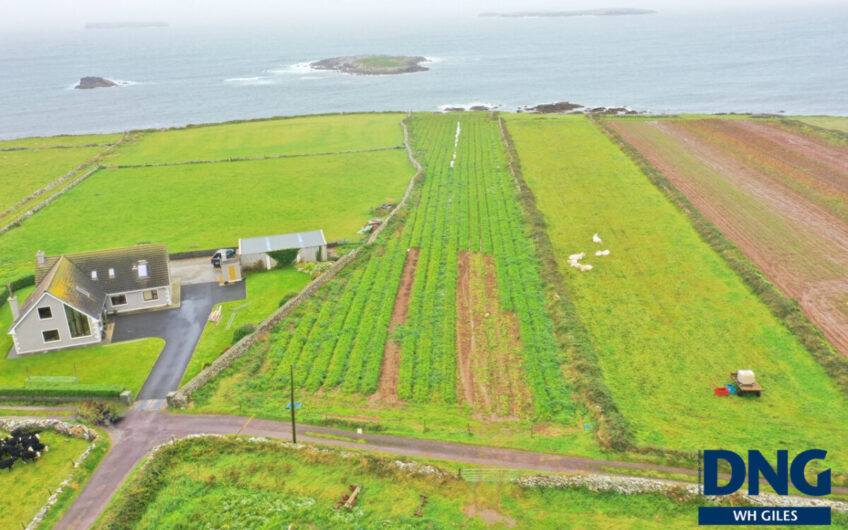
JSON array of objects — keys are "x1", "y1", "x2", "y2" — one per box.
[{"x1": 224, "y1": 76, "x2": 275, "y2": 86}]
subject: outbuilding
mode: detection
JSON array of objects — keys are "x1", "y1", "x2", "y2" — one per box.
[{"x1": 238, "y1": 230, "x2": 327, "y2": 270}]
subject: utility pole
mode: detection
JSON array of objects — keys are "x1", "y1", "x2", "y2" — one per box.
[{"x1": 290, "y1": 364, "x2": 297, "y2": 444}]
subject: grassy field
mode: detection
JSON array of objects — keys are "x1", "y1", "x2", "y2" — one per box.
[
  {"x1": 796, "y1": 116, "x2": 848, "y2": 134},
  {"x1": 180, "y1": 268, "x2": 311, "y2": 386},
  {"x1": 0, "y1": 430, "x2": 91, "y2": 529},
  {"x1": 95, "y1": 436, "x2": 727, "y2": 529},
  {"x1": 0, "y1": 146, "x2": 105, "y2": 217},
  {"x1": 0, "y1": 133, "x2": 123, "y2": 149},
  {"x1": 188, "y1": 113, "x2": 593, "y2": 456},
  {"x1": 503, "y1": 114, "x2": 848, "y2": 471},
  {"x1": 0, "y1": 149, "x2": 414, "y2": 284},
  {"x1": 109, "y1": 113, "x2": 405, "y2": 165}
]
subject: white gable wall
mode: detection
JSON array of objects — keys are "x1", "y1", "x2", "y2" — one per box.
[{"x1": 9, "y1": 293, "x2": 102, "y2": 355}]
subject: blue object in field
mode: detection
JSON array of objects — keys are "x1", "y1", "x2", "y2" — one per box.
[
  {"x1": 726, "y1": 384, "x2": 738, "y2": 395},
  {"x1": 584, "y1": 423, "x2": 591, "y2": 430},
  {"x1": 285, "y1": 401, "x2": 302, "y2": 410}
]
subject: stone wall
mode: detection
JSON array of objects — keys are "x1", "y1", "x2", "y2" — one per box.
[
  {"x1": 168, "y1": 117, "x2": 423, "y2": 409},
  {"x1": 0, "y1": 417, "x2": 99, "y2": 441}
]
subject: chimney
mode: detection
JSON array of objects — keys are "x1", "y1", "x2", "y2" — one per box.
[
  {"x1": 9, "y1": 295, "x2": 19, "y2": 321},
  {"x1": 36, "y1": 250, "x2": 46, "y2": 266}
]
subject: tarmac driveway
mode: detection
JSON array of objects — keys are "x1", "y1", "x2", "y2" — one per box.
[{"x1": 112, "y1": 282, "x2": 246, "y2": 400}]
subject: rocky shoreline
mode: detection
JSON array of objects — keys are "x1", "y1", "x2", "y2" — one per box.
[
  {"x1": 439, "y1": 101, "x2": 642, "y2": 116},
  {"x1": 311, "y1": 55, "x2": 429, "y2": 75}
]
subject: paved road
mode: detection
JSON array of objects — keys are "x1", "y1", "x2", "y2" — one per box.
[
  {"x1": 113, "y1": 282, "x2": 245, "y2": 400},
  {"x1": 54, "y1": 409, "x2": 848, "y2": 529}
]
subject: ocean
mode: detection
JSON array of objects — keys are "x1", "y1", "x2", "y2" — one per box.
[{"x1": 1, "y1": 6, "x2": 846, "y2": 139}]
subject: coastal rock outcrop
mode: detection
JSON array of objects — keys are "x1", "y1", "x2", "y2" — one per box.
[{"x1": 75, "y1": 76, "x2": 118, "y2": 89}]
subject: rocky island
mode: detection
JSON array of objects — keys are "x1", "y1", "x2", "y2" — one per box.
[
  {"x1": 75, "y1": 77, "x2": 118, "y2": 89},
  {"x1": 311, "y1": 55, "x2": 429, "y2": 75}
]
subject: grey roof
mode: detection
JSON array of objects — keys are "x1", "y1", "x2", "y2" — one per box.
[
  {"x1": 18, "y1": 257, "x2": 107, "y2": 322},
  {"x1": 239, "y1": 230, "x2": 326, "y2": 255},
  {"x1": 35, "y1": 244, "x2": 170, "y2": 295}
]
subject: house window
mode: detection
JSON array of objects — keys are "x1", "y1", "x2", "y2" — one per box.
[
  {"x1": 42, "y1": 329, "x2": 60, "y2": 342},
  {"x1": 65, "y1": 305, "x2": 91, "y2": 338},
  {"x1": 91, "y1": 270, "x2": 98, "y2": 280},
  {"x1": 143, "y1": 290, "x2": 159, "y2": 302},
  {"x1": 138, "y1": 262, "x2": 149, "y2": 279},
  {"x1": 111, "y1": 295, "x2": 127, "y2": 306},
  {"x1": 37, "y1": 307, "x2": 53, "y2": 319},
  {"x1": 108, "y1": 268, "x2": 115, "y2": 279}
]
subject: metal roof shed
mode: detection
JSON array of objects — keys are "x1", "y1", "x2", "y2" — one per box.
[{"x1": 238, "y1": 229, "x2": 327, "y2": 269}]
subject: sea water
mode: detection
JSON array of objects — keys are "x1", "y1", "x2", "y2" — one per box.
[{"x1": 0, "y1": 6, "x2": 846, "y2": 139}]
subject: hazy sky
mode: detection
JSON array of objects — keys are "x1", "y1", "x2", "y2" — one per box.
[{"x1": 2, "y1": 0, "x2": 844, "y2": 31}]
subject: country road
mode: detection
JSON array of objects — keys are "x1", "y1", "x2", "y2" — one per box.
[{"x1": 54, "y1": 408, "x2": 848, "y2": 529}]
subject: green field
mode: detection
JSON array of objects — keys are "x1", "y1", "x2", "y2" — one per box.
[
  {"x1": 0, "y1": 430, "x2": 91, "y2": 529},
  {"x1": 180, "y1": 268, "x2": 311, "y2": 386},
  {"x1": 95, "y1": 436, "x2": 726, "y2": 529},
  {"x1": 0, "y1": 149, "x2": 414, "y2": 284},
  {"x1": 110, "y1": 113, "x2": 405, "y2": 165},
  {"x1": 189, "y1": 113, "x2": 592, "y2": 454},
  {"x1": 503, "y1": 114, "x2": 848, "y2": 470},
  {"x1": 0, "y1": 146, "x2": 105, "y2": 217},
  {"x1": 796, "y1": 116, "x2": 848, "y2": 134},
  {"x1": 0, "y1": 133, "x2": 123, "y2": 150}
]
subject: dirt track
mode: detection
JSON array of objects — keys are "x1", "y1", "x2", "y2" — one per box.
[
  {"x1": 456, "y1": 251, "x2": 531, "y2": 418},
  {"x1": 610, "y1": 119, "x2": 848, "y2": 356},
  {"x1": 375, "y1": 247, "x2": 419, "y2": 400}
]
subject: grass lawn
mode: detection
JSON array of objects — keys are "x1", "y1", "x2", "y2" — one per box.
[
  {"x1": 0, "y1": 430, "x2": 90, "y2": 529},
  {"x1": 0, "y1": 149, "x2": 414, "y2": 284},
  {"x1": 1, "y1": 288, "x2": 163, "y2": 395},
  {"x1": 503, "y1": 114, "x2": 848, "y2": 473},
  {"x1": 0, "y1": 133, "x2": 123, "y2": 150},
  {"x1": 180, "y1": 268, "x2": 311, "y2": 386},
  {"x1": 95, "y1": 436, "x2": 725, "y2": 529},
  {"x1": 0, "y1": 147, "x2": 104, "y2": 216},
  {"x1": 0, "y1": 338, "x2": 164, "y2": 395},
  {"x1": 109, "y1": 113, "x2": 405, "y2": 165}
]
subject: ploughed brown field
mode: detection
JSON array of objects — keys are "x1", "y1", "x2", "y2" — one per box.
[{"x1": 608, "y1": 118, "x2": 848, "y2": 356}]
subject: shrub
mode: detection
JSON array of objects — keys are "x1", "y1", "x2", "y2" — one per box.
[
  {"x1": 77, "y1": 400, "x2": 127, "y2": 426},
  {"x1": 279, "y1": 291, "x2": 299, "y2": 308},
  {"x1": 267, "y1": 248, "x2": 299, "y2": 268},
  {"x1": 232, "y1": 323, "x2": 256, "y2": 344},
  {"x1": 0, "y1": 384, "x2": 125, "y2": 399}
]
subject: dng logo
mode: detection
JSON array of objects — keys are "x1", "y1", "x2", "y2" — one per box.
[
  {"x1": 703, "y1": 449, "x2": 831, "y2": 496},
  {"x1": 698, "y1": 450, "x2": 832, "y2": 525}
]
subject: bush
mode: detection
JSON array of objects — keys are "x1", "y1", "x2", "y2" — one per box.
[
  {"x1": 77, "y1": 400, "x2": 127, "y2": 426},
  {"x1": 232, "y1": 323, "x2": 256, "y2": 344},
  {"x1": 267, "y1": 248, "x2": 299, "y2": 268},
  {"x1": 279, "y1": 291, "x2": 299, "y2": 308}
]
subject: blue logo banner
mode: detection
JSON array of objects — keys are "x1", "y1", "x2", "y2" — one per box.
[{"x1": 698, "y1": 507, "x2": 831, "y2": 525}]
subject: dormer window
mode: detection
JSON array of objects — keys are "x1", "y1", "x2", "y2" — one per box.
[
  {"x1": 108, "y1": 268, "x2": 115, "y2": 279},
  {"x1": 91, "y1": 270, "x2": 98, "y2": 280},
  {"x1": 138, "y1": 261, "x2": 149, "y2": 279}
]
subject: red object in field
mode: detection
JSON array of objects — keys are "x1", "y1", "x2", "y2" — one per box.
[{"x1": 714, "y1": 387, "x2": 730, "y2": 396}]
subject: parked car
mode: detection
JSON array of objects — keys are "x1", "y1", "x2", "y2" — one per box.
[{"x1": 211, "y1": 248, "x2": 236, "y2": 267}]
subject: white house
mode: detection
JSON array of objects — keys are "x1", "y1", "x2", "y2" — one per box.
[{"x1": 7, "y1": 244, "x2": 172, "y2": 355}]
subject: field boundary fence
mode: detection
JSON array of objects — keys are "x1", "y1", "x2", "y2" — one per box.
[{"x1": 459, "y1": 468, "x2": 521, "y2": 483}]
